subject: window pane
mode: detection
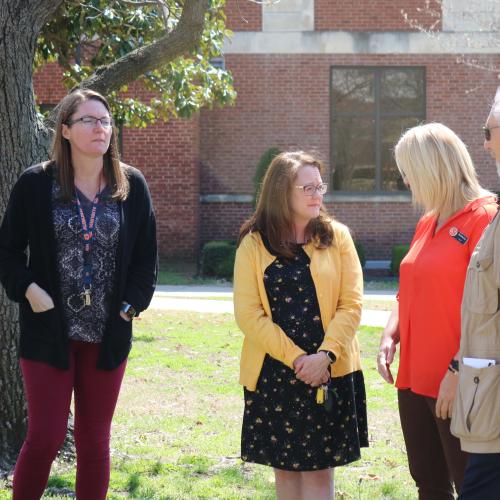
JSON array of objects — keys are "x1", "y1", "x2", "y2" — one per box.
[
  {"x1": 331, "y1": 68, "x2": 375, "y2": 114},
  {"x1": 381, "y1": 117, "x2": 422, "y2": 191},
  {"x1": 332, "y1": 117, "x2": 375, "y2": 191},
  {"x1": 381, "y1": 69, "x2": 425, "y2": 114}
]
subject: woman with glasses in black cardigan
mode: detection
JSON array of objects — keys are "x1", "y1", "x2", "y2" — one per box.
[{"x1": 0, "y1": 89, "x2": 158, "y2": 499}]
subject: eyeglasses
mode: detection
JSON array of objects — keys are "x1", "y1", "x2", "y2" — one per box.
[
  {"x1": 295, "y1": 183, "x2": 328, "y2": 196},
  {"x1": 482, "y1": 125, "x2": 500, "y2": 141},
  {"x1": 67, "y1": 115, "x2": 113, "y2": 129}
]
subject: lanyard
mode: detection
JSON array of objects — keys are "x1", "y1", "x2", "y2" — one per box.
[{"x1": 74, "y1": 175, "x2": 102, "y2": 306}]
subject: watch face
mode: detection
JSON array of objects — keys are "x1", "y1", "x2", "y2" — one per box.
[{"x1": 122, "y1": 303, "x2": 136, "y2": 318}]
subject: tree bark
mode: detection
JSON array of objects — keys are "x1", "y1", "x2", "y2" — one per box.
[{"x1": 0, "y1": 0, "x2": 62, "y2": 469}]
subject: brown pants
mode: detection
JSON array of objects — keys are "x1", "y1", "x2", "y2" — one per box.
[{"x1": 398, "y1": 389, "x2": 468, "y2": 500}]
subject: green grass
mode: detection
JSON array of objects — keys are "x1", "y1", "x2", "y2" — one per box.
[
  {"x1": 364, "y1": 279, "x2": 398, "y2": 292},
  {"x1": 363, "y1": 299, "x2": 396, "y2": 311},
  {"x1": 157, "y1": 295, "x2": 233, "y2": 302},
  {"x1": 157, "y1": 260, "x2": 227, "y2": 286},
  {"x1": 0, "y1": 312, "x2": 415, "y2": 499}
]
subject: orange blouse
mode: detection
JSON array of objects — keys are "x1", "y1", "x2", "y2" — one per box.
[{"x1": 395, "y1": 196, "x2": 498, "y2": 398}]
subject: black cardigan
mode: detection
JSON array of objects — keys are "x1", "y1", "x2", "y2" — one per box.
[{"x1": 0, "y1": 162, "x2": 158, "y2": 370}]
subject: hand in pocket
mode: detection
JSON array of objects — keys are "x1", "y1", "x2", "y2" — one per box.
[{"x1": 25, "y1": 283, "x2": 55, "y2": 313}]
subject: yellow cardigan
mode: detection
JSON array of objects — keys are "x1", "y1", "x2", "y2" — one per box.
[{"x1": 233, "y1": 221, "x2": 363, "y2": 391}]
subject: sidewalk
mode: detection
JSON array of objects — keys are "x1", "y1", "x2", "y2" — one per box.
[{"x1": 151, "y1": 285, "x2": 394, "y2": 328}]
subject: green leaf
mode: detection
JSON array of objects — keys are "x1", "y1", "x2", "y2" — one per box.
[{"x1": 36, "y1": 0, "x2": 235, "y2": 125}]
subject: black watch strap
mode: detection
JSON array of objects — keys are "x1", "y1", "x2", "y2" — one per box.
[{"x1": 321, "y1": 350, "x2": 336, "y2": 364}]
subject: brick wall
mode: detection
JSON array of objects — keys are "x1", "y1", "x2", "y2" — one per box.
[
  {"x1": 199, "y1": 53, "x2": 500, "y2": 258},
  {"x1": 329, "y1": 202, "x2": 417, "y2": 259},
  {"x1": 315, "y1": 0, "x2": 442, "y2": 31},
  {"x1": 33, "y1": 63, "x2": 67, "y2": 104},
  {"x1": 32, "y1": 48, "x2": 500, "y2": 261},
  {"x1": 225, "y1": 0, "x2": 261, "y2": 31},
  {"x1": 223, "y1": 0, "x2": 440, "y2": 33},
  {"x1": 200, "y1": 200, "x2": 418, "y2": 259},
  {"x1": 122, "y1": 115, "x2": 200, "y2": 260}
]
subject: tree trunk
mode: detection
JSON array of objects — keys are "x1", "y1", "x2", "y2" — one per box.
[{"x1": 0, "y1": 0, "x2": 57, "y2": 470}]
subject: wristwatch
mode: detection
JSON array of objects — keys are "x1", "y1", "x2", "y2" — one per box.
[
  {"x1": 121, "y1": 302, "x2": 137, "y2": 321},
  {"x1": 449, "y1": 359, "x2": 459, "y2": 374},
  {"x1": 320, "y1": 350, "x2": 336, "y2": 364}
]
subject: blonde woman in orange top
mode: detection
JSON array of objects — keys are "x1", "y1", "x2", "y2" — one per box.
[{"x1": 377, "y1": 123, "x2": 497, "y2": 499}]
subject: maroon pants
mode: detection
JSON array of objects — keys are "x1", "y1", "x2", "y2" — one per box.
[
  {"x1": 398, "y1": 389, "x2": 468, "y2": 500},
  {"x1": 13, "y1": 341, "x2": 126, "y2": 500}
]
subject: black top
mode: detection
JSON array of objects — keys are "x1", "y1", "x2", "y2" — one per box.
[
  {"x1": 53, "y1": 183, "x2": 120, "y2": 343},
  {"x1": 0, "y1": 162, "x2": 158, "y2": 370}
]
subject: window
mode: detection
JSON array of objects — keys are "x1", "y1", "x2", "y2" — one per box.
[{"x1": 331, "y1": 67, "x2": 425, "y2": 192}]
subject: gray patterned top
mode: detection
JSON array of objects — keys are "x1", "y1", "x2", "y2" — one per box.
[{"x1": 52, "y1": 182, "x2": 120, "y2": 342}]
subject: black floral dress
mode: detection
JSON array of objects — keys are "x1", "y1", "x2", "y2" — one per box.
[{"x1": 241, "y1": 242, "x2": 368, "y2": 471}]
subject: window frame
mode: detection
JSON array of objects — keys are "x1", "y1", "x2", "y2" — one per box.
[{"x1": 330, "y1": 65, "x2": 426, "y2": 195}]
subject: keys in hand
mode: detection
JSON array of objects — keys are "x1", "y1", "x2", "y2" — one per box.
[{"x1": 316, "y1": 384, "x2": 328, "y2": 404}]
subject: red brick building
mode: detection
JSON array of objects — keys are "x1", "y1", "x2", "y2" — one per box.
[{"x1": 35, "y1": 0, "x2": 500, "y2": 261}]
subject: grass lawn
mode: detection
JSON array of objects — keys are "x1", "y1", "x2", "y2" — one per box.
[
  {"x1": 0, "y1": 311, "x2": 414, "y2": 499},
  {"x1": 157, "y1": 261, "x2": 227, "y2": 286},
  {"x1": 157, "y1": 260, "x2": 399, "y2": 293}
]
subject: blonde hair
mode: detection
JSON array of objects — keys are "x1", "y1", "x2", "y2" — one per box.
[
  {"x1": 238, "y1": 151, "x2": 334, "y2": 257},
  {"x1": 394, "y1": 123, "x2": 491, "y2": 217}
]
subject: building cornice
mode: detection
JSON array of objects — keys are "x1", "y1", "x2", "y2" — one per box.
[{"x1": 223, "y1": 31, "x2": 499, "y2": 55}]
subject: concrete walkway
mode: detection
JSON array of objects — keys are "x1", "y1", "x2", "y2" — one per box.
[{"x1": 151, "y1": 285, "x2": 395, "y2": 328}]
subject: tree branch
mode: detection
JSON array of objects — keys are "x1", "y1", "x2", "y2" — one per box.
[
  {"x1": 77, "y1": 0, "x2": 207, "y2": 95},
  {"x1": 115, "y1": 0, "x2": 160, "y2": 6}
]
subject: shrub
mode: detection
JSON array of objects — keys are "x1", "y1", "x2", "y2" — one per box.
[
  {"x1": 200, "y1": 241, "x2": 236, "y2": 279},
  {"x1": 253, "y1": 147, "x2": 281, "y2": 206},
  {"x1": 390, "y1": 244, "x2": 410, "y2": 276},
  {"x1": 354, "y1": 241, "x2": 366, "y2": 268}
]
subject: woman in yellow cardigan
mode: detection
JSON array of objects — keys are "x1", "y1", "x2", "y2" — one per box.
[{"x1": 234, "y1": 151, "x2": 367, "y2": 500}]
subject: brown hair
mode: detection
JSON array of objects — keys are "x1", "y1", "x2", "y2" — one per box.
[
  {"x1": 48, "y1": 88, "x2": 129, "y2": 201},
  {"x1": 238, "y1": 151, "x2": 334, "y2": 257}
]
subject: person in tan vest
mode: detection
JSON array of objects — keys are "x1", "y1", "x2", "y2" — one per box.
[{"x1": 451, "y1": 88, "x2": 500, "y2": 500}]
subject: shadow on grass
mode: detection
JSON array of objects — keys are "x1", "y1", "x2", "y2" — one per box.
[{"x1": 133, "y1": 334, "x2": 157, "y2": 343}]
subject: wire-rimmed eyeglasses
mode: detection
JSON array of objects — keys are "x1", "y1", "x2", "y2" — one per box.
[
  {"x1": 295, "y1": 183, "x2": 328, "y2": 196},
  {"x1": 67, "y1": 115, "x2": 114, "y2": 129}
]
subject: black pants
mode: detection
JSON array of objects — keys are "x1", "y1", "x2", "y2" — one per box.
[
  {"x1": 460, "y1": 453, "x2": 500, "y2": 500},
  {"x1": 398, "y1": 389, "x2": 468, "y2": 500}
]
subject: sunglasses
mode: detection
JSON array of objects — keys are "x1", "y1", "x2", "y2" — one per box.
[{"x1": 482, "y1": 125, "x2": 500, "y2": 141}]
